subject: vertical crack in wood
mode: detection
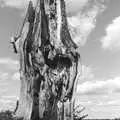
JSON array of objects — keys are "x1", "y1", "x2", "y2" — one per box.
[{"x1": 11, "y1": 0, "x2": 80, "y2": 120}]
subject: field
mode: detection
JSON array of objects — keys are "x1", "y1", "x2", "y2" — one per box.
[{"x1": 0, "y1": 110, "x2": 120, "y2": 120}]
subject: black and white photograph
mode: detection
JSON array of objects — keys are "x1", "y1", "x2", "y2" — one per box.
[{"x1": 0, "y1": 0, "x2": 120, "y2": 120}]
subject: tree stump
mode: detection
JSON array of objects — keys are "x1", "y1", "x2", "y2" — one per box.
[{"x1": 11, "y1": 0, "x2": 80, "y2": 120}]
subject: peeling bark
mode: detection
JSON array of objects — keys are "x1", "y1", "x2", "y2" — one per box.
[{"x1": 11, "y1": 0, "x2": 80, "y2": 120}]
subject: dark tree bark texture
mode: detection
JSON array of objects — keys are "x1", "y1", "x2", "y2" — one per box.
[{"x1": 11, "y1": 0, "x2": 80, "y2": 120}]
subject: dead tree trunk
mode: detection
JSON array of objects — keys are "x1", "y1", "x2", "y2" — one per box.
[{"x1": 11, "y1": 0, "x2": 80, "y2": 120}]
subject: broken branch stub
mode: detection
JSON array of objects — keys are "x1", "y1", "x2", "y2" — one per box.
[{"x1": 11, "y1": 0, "x2": 80, "y2": 120}]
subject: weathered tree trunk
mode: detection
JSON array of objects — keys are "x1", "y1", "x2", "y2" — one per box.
[{"x1": 11, "y1": 0, "x2": 80, "y2": 120}]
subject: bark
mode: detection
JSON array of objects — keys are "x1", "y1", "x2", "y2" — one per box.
[{"x1": 11, "y1": 0, "x2": 80, "y2": 120}]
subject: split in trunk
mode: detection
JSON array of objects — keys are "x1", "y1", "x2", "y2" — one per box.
[{"x1": 11, "y1": 0, "x2": 80, "y2": 120}]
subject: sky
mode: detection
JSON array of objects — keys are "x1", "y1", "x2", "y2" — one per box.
[{"x1": 0, "y1": 0, "x2": 120, "y2": 119}]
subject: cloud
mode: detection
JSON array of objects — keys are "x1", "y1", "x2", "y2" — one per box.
[
  {"x1": 80, "y1": 65, "x2": 94, "y2": 81},
  {"x1": 0, "y1": 0, "x2": 107, "y2": 47},
  {"x1": 97, "y1": 100, "x2": 120, "y2": 106},
  {"x1": 0, "y1": 0, "x2": 36, "y2": 9},
  {"x1": 0, "y1": 58, "x2": 20, "y2": 111},
  {"x1": 77, "y1": 76, "x2": 120, "y2": 95},
  {"x1": 0, "y1": 58, "x2": 18, "y2": 65},
  {"x1": 66, "y1": 0, "x2": 89, "y2": 16},
  {"x1": 77, "y1": 64, "x2": 94, "y2": 85},
  {"x1": 0, "y1": 0, "x2": 89, "y2": 11},
  {"x1": 1, "y1": 95, "x2": 18, "y2": 100},
  {"x1": 0, "y1": 72, "x2": 9, "y2": 81},
  {"x1": 0, "y1": 71, "x2": 20, "y2": 83},
  {"x1": 0, "y1": 72, "x2": 9, "y2": 95},
  {"x1": 100, "y1": 16, "x2": 120, "y2": 51},
  {"x1": 12, "y1": 72, "x2": 20, "y2": 81},
  {"x1": 0, "y1": 99, "x2": 16, "y2": 111},
  {"x1": 0, "y1": 58, "x2": 19, "y2": 70},
  {"x1": 107, "y1": 100, "x2": 119, "y2": 105},
  {"x1": 68, "y1": 0, "x2": 107, "y2": 46},
  {"x1": 0, "y1": 72, "x2": 20, "y2": 111},
  {"x1": 0, "y1": 88, "x2": 7, "y2": 93},
  {"x1": 97, "y1": 102, "x2": 104, "y2": 106},
  {"x1": 76, "y1": 100, "x2": 92, "y2": 106},
  {"x1": 0, "y1": 71, "x2": 20, "y2": 97}
]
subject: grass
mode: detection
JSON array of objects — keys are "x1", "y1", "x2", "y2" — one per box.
[
  {"x1": 0, "y1": 110, "x2": 87, "y2": 120},
  {"x1": 0, "y1": 110, "x2": 86, "y2": 120},
  {"x1": 0, "y1": 110, "x2": 119, "y2": 120},
  {"x1": 0, "y1": 110, "x2": 23, "y2": 120}
]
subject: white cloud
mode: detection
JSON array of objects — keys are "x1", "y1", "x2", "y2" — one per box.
[
  {"x1": 77, "y1": 76, "x2": 120, "y2": 95},
  {"x1": 0, "y1": 99, "x2": 13, "y2": 104},
  {"x1": 0, "y1": 58, "x2": 18, "y2": 65},
  {"x1": 0, "y1": 71, "x2": 20, "y2": 83},
  {"x1": 2, "y1": 95, "x2": 18, "y2": 99},
  {"x1": 0, "y1": 0, "x2": 36, "y2": 9},
  {"x1": 0, "y1": 72, "x2": 9, "y2": 95},
  {"x1": 101, "y1": 16, "x2": 120, "y2": 51},
  {"x1": 80, "y1": 65, "x2": 94, "y2": 81},
  {"x1": 97, "y1": 100, "x2": 120, "y2": 106},
  {"x1": 12, "y1": 72, "x2": 20, "y2": 81},
  {"x1": 0, "y1": 78, "x2": 20, "y2": 111},
  {"x1": 97, "y1": 102, "x2": 104, "y2": 106},
  {"x1": 76, "y1": 100, "x2": 92, "y2": 106},
  {"x1": 0, "y1": 99, "x2": 16, "y2": 111},
  {"x1": 0, "y1": 58, "x2": 20, "y2": 111},
  {"x1": 0, "y1": 72, "x2": 9, "y2": 81},
  {"x1": 77, "y1": 64, "x2": 94, "y2": 85},
  {"x1": 66, "y1": 0, "x2": 89, "y2": 16},
  {"x1": 0, "y1": 0, "x2": 88, "y2": 11},
  {"x1": 68, "y1": 0, "x2": 106, "y2": 46},
  {"x1": 0, "y1": 88, "x2": 7, "y2": 93},
  {"x1": 0, "y1": 58, "x2": 19, "y2": 70},
  {"x1": 107, "y1": 100, "x2": 118, "y2": 105},
  {"x1": 0, "y1": 0, "x2": 107, "y2": 47}
]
